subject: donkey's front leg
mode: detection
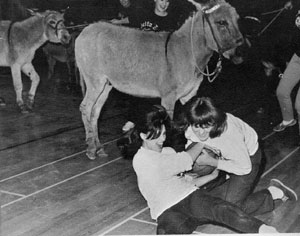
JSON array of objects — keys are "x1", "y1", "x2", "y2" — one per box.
[
  {"x1": 11, "y1": 65, "x2": 27, "y2": 113},
  {"x1": 22, "y1": 63, "x2": 40, "y2": 111}
]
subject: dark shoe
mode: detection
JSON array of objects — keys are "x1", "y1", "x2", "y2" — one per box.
[
  {"x1": 270, "y1": 179, "x2": 298, "y2": 202},
  {"x1": 257, "y1": 107, "x2": 265, "y2": 114},
  {"x1": 273, "y1": 119, "x2": 297, "y2": 132}
]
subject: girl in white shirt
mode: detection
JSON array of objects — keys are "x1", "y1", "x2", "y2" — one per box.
[{"x1": 182, "y1": 96, "x2": 297, "y2": 215}]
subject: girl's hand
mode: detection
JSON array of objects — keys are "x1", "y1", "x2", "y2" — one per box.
[
  {"x1": 195, "y1": 149, "x2": 218, "y2": 166},
  {"x1": 210, "y1": 169, "x2": 219, "y2": 179}
]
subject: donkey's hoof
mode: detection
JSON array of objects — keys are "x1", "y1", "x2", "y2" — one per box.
[
  {"x1": 26, "y1": 104, "x2": 33, "y2": 111},
  {"x1": 19, "y1": 104, "x2": 29, "y2": 114},
  {"x1": 86, "y1": 148, "x2": 108, "y2": 160},
  {"x1": 96, "y1": 148, "x2": 109, "y2": 158},
  {"x1": 86, "y1": 151, "x2": 97, "y2": 160},
  {"x1": 26, "y1": 100, "x2": 34, "y2": 111}
]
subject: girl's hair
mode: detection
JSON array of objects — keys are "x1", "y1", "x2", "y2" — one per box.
[
  {"x1": 183, "y1": 96, "x2": 227, "y2": 138},
  {"x1": 117, "y1": 105, "x2": 171, "y2": 159},
  {"x1": 140, "y1": 104, "x2": 170, "y2": 140}
]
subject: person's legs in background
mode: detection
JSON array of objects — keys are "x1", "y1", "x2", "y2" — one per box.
[
  {"x1": 294, "y1": 86, "x2": 300, "y2": 143},
  {"x1": 273, "y1": 53, "x2": 300, "y2": 132}
]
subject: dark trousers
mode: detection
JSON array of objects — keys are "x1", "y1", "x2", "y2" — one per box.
[
  {"x1": 157, "y1": 189, "x2": 264, "y2": 234},
  {"x1": 157, "y1": 148, "x2": 275, "y2": 234},
  {"x1": 207, "y1": 148, "x2": 274, "y2": 216}
]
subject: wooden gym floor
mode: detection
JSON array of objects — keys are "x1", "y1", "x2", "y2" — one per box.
[{"x1": 0, "y1": 56, "x2": 300, "y2": 236}]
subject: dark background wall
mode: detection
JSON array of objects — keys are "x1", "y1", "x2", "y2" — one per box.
[
  {"x1": 1, "y1": 0, "x2": 299, "y2": 24},
  {"x1": 1, "y1": 0, "x2": 299, "y2": 70}
]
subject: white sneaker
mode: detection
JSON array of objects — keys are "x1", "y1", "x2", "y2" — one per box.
[
  {"x1": 122, "y1": 121, "x2": 135, "y2": 132},
  {"x1": 259, "y1": 224, "x2": 279, "y2": 233}
]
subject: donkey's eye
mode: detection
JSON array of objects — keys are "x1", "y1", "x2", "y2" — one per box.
[
  {"x1": 49, "y1": 20, "x2": 56, "y2": 25},
  {"x1": 216, "y1": 20, "x2": 228, "y2": 26}
]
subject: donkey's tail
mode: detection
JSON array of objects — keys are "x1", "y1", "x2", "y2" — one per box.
[
  {"x1": 75, "y1": 61, "x2": 86, "y2": 97},
  {"x1": 79, "y1": 72, "x2": 86, "y2": 97}
]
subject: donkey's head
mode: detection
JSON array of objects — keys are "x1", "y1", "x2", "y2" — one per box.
[
  {"x1": 29, "y1": 9, "x2": 71, "y2": 45},
  {"x1": 189, "y1": 0, "x2": 244, "y2": 63}
]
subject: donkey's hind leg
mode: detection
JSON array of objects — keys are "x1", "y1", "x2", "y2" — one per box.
[
  {"x1": 90, "y1": 81, "x2": 112, "y2": 159},
  {"x1": 22, "y1": 63, "x2": 40, "y2": 111},
  {"x1": 80, "y1": 79, "x2": 112, "y2": 160}
]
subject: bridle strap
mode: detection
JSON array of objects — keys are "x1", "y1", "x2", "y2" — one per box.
[
  {"x1": 44, "y1": 12, "x2": 66, "y2": 37},
  {"x1": 202, "y1": 11, "x2": 222, "y2": 54},
  {"x1": 52, "y1": 19, "x2": 65, "y2": 37},
  {"x1": 190, "y1": 10, "x2": 223, "y2": 83}
]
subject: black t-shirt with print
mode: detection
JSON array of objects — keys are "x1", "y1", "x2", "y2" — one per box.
[{"x1": 137, "y1": 10, "x2": 178, "y2": 32}]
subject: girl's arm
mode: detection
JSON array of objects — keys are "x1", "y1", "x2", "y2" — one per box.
[
  {"x1": 190, "y1": 169, "x2": 219, "y2": 187},
  {"x1": 185, "y1": 142, "x2": 205, "y2": 162}
]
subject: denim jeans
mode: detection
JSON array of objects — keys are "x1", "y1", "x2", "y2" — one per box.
[
  {"x1": 157, "y1": 189, "x2": 264, "y2": 234},
  {"x1": 206, "y1": 148, "x2": 274, "y2": 216}
]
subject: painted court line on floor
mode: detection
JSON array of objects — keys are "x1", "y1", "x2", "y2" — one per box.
[
  {"x1": 261, "y1": 146, "x2": 299, "y2": 178},
  {"x1": 0, "y1": 150, "x2": 85, "y2": 183},
  {"x1": 98, "y1": 207, "x2": 149, "y2": 235},
  {"x1": 1, "y1": 156, "x2": 123, "y2": 208},
  {"x1": 131, "y1": 218, "x2": 157, "y2": 226},
  {"x1": 0, "y1": 137, "x2": 120, "y2": 183},
  {"x1": 262, "y1": 131, "x2": 275, "y2": 140},
  {"x1": 0, "y1": 190, "x2": 25, "y2": 198}
]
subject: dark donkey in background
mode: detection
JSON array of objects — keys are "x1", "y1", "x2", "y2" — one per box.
[
  {"x1": 75, "y1": 0, "x2": 244, "y2": 160},
  {"x1": 0, "y1": 9, "x2": 70, "y2": 113},
  {"x1": 42, "y1": 31, "x2": 81, "y2": 87}
]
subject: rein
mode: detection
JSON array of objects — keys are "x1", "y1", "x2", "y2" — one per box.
[
  {"x1": 245, "y1": 5, "x2": 290, "y2": 38},
  {"x1": 257, "y1": 7, "x2": 286, "y2": 37},
  {"x1": 65, "y1": 23, "x2": 90, "y2": 30},
  {"x1": 190, "y1": 9, "x2": 223, "y2": 83}
]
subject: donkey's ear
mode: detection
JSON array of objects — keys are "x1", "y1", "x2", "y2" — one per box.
[
  {"x1": 186, "y1": 0, "x2": 203, "y2": 10},
  {"x1": 27, "y1": 8, "x2": 41, "y2": 16},
  {"x1": 60, "y1": 6, "x2": 70, "y2": 14}
]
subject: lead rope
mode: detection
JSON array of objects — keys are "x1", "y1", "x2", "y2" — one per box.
[
  {"x1": 245, "y1": 5, "x2": 290, "y2": 38},
  {"x1": 257, "y1": 7, "x2": 286, "y2": 37},
  {"x1": 190, "y1": 13, "x2": 223, "y2": 83}
]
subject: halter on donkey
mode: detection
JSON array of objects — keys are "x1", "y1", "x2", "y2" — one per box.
[{"x1": 0, "y1": 9, "x2": 70, "y2": 113}]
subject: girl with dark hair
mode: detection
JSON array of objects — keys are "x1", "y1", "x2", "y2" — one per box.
[
  {"x1": 132, "y1": 104, "x2": 296, "y2": 234},
  {"x1": 182, "y1": 96, "x2": 298, "y2": 216}
]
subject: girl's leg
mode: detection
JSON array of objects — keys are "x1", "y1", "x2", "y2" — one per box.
[
  {"x1": 206, "y1": 150, "x2": 274, "y2": 215},
  {"x1": 189, "y1": 192, "x2": 264, "y2": 233}
]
